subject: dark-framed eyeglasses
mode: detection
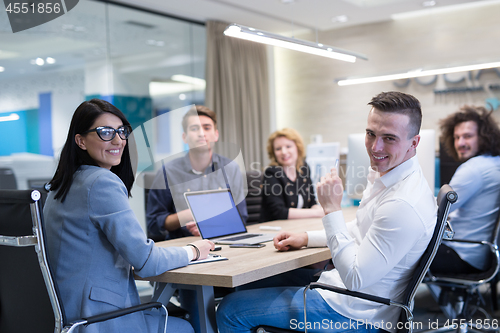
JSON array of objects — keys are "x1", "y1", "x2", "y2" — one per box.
[{"x1": 82, "y1": 126, "x2": 131, "y2": 141}]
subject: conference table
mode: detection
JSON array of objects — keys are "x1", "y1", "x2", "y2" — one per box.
[{"x1": 138, "y1": 206, "x2": 358, "y2": 333}]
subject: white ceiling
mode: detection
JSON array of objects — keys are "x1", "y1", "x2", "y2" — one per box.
[
  {"x1": 113, "y1": 0, "x2": 496, "y2": 34},
  {"x1": 0, "y1": 0, "x2": 497, "y2": 85},
  {"x1": 0, "y1": 1, "x2": 207, "y2": 81}
]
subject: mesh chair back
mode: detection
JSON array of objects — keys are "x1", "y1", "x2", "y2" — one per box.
[
  {"x1": 142, "y1": 171, "x2": 167, "y2": 242},
  {"x1": 0, "y1": 190, "x2": 63, "y2": 333},
  {"x1": 0, "y1": 168, "x2": 17, "y2": 190},
  {"x1": 397, "y1": 185, "x2": 457, "y2": 332},
  {"x1": 246, "y1": 170, "x2": 263, "y2": 224},
  {"x1": 428, "y1": 190, "x2": 500, "y2": 284},
  {"x1": 486, "y1": 197, "x2": 500, "y2": 278},
  {"x1": 143, "y1": 171, "x2": 157, "y2": 209}
]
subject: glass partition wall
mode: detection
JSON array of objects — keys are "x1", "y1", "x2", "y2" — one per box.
[{"x1": 0, "y1": 0, "x2": 206, "y2": 189}]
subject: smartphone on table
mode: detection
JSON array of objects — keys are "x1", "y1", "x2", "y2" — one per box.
[{"x1": 229, "y1": 243, "x2": 265, "y2": 248}]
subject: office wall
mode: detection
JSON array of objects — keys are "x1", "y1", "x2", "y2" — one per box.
[
  {"x1": 274, "y1": 2, "x2": 500, "y2": 150},
  {"x1": 0, "y1": 69, "x2": 85, "y2": 157},
  {"x1": 0, "y1": 1, "x2": 206, "y2": 231}
]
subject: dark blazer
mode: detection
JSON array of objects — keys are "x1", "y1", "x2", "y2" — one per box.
[{"x1": 259, "y1": 163, "x2": 317, "y2": 222}]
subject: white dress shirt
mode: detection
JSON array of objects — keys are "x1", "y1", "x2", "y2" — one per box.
[{"x1": 307, "y1": 156, "x2": 436, "y2": 333}]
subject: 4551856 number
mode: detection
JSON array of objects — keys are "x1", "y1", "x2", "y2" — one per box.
[{"x1": 6, "y1": 2, "x2": 61, "y2": 14}]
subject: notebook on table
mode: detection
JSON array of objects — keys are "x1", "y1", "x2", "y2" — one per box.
[{"x1": 184, "y1": 189, "x2": 275, "y2": 245}]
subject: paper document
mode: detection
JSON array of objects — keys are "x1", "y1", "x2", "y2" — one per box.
[{"x1": 188, "y1": 254, "x2": 228, "y2": 265}]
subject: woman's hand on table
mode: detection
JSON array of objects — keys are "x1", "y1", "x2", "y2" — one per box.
[{"x1": 190, "y1": 239, "x2": 215, "y2": 260}]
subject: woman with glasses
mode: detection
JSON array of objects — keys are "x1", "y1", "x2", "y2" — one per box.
[{"x1": 44, "y1": 99, "x2": 213, "y2": 333}]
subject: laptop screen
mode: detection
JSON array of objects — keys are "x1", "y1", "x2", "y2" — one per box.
[{"x1": 184, "y1": 189, "x2": 246, "y2": 239}]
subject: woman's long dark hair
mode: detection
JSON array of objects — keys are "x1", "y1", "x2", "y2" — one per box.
[{"x1": 48, "y1": 99, "x2": 135, "y2": 202}]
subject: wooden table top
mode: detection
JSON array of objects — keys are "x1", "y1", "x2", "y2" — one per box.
[{"x1": 138, "y1": 206, "x2": 357, "y2": 288}]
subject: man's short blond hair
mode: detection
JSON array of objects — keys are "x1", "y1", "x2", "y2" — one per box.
[{"x1": 181, "y1": 105, "x2": 217, "y2": 133}]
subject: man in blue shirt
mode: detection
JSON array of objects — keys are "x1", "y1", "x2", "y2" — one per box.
[
  {"x1": 431, "y1": 105, "x2": 500, "y2": 274},
  {"x1": 146, "y1": 105, "x2": 248, "y2": 240}
]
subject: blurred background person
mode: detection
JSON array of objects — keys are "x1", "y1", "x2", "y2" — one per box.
[
  {"x1": 260, "y1": 128, "x2": 324, "y2": 222},
  {"x1": 147, "y1": 105, "x2": 247, "y2": 241},
  {"x1": 431, "y1": 105, "x2": 500, "y2": 274}
]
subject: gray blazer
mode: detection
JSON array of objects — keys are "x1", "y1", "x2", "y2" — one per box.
[{"x1": 44, "y1": 165, "x2": 189, "y2": 332}]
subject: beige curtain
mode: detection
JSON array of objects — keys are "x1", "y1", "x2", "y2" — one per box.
[{"x1": 205, "y1": 20, "x2": 270, "y2": 171}]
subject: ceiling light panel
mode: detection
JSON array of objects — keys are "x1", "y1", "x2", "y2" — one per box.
[
  {"x1": 332, "y1": 15, "x2": 349, "y2": 23},
  {"x1": 337, "y1": 61, "x2": 500, "y2": 86},
  {"x1": 341, "y1": 0, "x2": 409, "y2": 7},
  {"x1": 224, "y1": 24, "x2": 368, "y2": 62}
]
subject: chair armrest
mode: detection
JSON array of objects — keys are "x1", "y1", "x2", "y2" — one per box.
[
  {"x1": 82, "y1": 302, "x2": 164, "y2": 325},
  {"x1": 444, "y1": 239, "x2": 498, "y2": 252},
  {"x1": 63, "y1": 302, "x2": 166, "y2": 333},
  {"x1": 444, "y1": 220, "x2": 454, "y2": 240},
  {"x1": 308, "y1": 282, "x2": 391, "y2": 306},
  {"x1": 446, "y1": 238, "x2": 489, "y2": 245}
]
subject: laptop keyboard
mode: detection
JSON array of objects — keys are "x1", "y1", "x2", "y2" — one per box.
[{"x1": 221, "y1": 233, "x2": 263, "y2": 241}]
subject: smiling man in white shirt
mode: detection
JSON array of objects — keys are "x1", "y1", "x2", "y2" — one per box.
[{"x1": 216, "y1": 91, "x2": 437, "y2": 333}]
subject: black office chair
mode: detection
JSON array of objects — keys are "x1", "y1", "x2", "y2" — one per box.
[
  {"x1": 489, "y1": 273, "x2": 499, "y2": 311},
  {"x1": 0, "y1": 189, "x2": 167, "y2": 333},
  {"x1": 0, "y1": 167, "x2": 17, "y2": 189},
  {"x1": 142, "y1": 170, "x2": 168, "y2": 243},
  {"x1": 256, "y1": 184, "x2": 458, "y2": 333},
  {"x1": 143, "y1": 171, "x2": 157, "y2": 210},
  {"x1": 246, "y1": 170, "x2": 263, "y2": 224},
  {"x1": 424, "y1": 200, "x2": 500, "y2": 332},
  {"x1": 27, "y1": 178, "x2": 51, "y2": 207}
]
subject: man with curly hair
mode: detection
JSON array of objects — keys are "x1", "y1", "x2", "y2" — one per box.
[{"x1": 431, "y1": 105, "x2": 500, "y2": 274}]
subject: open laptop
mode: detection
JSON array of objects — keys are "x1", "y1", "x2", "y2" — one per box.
[{"x1": 184, "y1": 189, "x2": 275, "y2": 245}]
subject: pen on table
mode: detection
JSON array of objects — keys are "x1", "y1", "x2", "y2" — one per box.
[{"x1": 259, "y1": 226, "x2": 281, "y2": 231}]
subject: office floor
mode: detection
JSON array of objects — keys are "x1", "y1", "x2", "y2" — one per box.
[
  {"x1": 138, "y1": 281, "x2": 500, "y2": 330},
  {"x1": 413, "y1": 283, "x2": 500, "y2": 332}
]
